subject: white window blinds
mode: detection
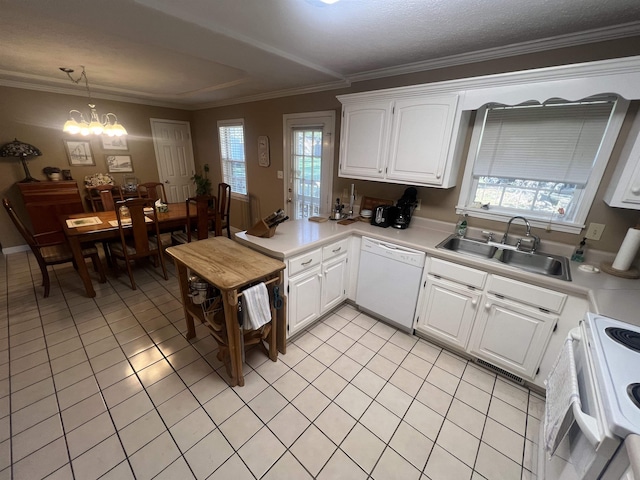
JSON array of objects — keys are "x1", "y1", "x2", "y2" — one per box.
[
  {"x1": 218, "y1": 122, "x2": 247, "y2": 195},
  {"x1": 472, "y1": 102, "x2": 615, "y2": 186}
]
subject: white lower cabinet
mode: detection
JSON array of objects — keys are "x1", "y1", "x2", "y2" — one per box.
[
  {"x1": 288, "y1": 265, "x2": 322, "y2": 336},
  {"x1": 287, "y1": 238, "x2": 350, "y2": 337},
  {"x1": 321, "y1": 254, "x2": 348, "y2": 313},
  {"x1": 415, "y1": 257, "x2": 566, "y2": 383},
  {"x1": 415, "y1": 276, "x2": 480, "y2": 350},
  {"x1": 468, "y1": 295, "x2": 558, "y2": 379}
]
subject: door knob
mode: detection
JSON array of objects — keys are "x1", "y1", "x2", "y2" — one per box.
[{"x1": 165, "y1": 180, "x2": 170, "y2": 184}]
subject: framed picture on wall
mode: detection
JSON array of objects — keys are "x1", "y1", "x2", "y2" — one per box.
[
  {"x1": 101, "y1": 136, "x2": 128, "y2": 150},
  {"x1": 106, "y1": 155, "x2": 133, "y2": 173},
  {"x1": 64, "y1": 140, "x2": 95, "y2": 166}
]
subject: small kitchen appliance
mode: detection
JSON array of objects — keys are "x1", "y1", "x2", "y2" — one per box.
[
  {"x1": 540, "y1": 312, "x2": 640, "y2": 479},
  {"x1": 371, "y1": 205, "x2": 396, "y2": 227},
  {"x1": 392, "y1": 187, "x2": 418, "y2": 229}
]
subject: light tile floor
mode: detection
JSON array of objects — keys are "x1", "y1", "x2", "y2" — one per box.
[{"x1": 0, "y1": 250, "x2": 544, "y2": 479}]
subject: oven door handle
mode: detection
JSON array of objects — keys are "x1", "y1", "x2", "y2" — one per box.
[{"x1": 569, "y1": 328, "x2": 603, "y2": 447}]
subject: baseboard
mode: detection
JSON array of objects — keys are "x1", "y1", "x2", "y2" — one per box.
[{"x1": 2, "y1": 244, "x2": 30, "y2": 255}]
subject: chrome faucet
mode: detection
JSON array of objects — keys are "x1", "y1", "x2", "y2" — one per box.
[{"x1": 501, "y1": 216, "x2": 531, "y2": 246}]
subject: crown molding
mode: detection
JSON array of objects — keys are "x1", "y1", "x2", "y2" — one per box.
[
  {"x1": 0, "y1": 78, "x2": 187, "y2": 110},
  {"x1": 348, "y1": 21, "x2": 640, "y2": 83},
  {"x1": 192, "y1": 79, "x2": 351, "y2": 110}
]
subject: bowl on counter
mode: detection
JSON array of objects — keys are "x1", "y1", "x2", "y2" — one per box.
[{"x1": 360, "y1": 209, "x2": 372, "y2": 218}]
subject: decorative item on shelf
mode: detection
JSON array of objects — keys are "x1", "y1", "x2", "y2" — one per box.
[
  {"x1": 43, "y1": 166, "x2": 61, "y2": 181},
  {"x1": 60, "y1": 66, "x2": 127, "y2": 137},
  {"x1": 121, "y1": 175, "x2": 138, "y2": 194},
  {"x1": 191, "y1": 164, "x2": 212, "y2": 195},
  {"x1": 84, "y1": 172, "x2": 115, "y2": 187},
  {"x1": 0, "y1": 138, "x2": 42, "y2": 183},
  {"x1": 247, "y1": 209, "x2": 288, "y2": 238},
  {"x1": 62, "y1": 169, "x2": 73, "y2": 180}
]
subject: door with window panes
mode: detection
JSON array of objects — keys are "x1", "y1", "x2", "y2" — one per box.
[{"x1": 284, "y1": 112, "x2": 335, "y2": 220}]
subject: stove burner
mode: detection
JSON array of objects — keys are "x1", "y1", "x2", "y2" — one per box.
[
  {"x1": 605, "y1": 327, "x2": 640, "y2": 353},
  {"x1": 628, "y1": 384, "x2": 640, "y2": 410}
]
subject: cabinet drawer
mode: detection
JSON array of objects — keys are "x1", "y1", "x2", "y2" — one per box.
[
  {"x1": 428, "y1": 257, "x2": 487, "y2": 289},
  {"x1": 289, "y1": 248, "x2": 322, "y2": 276},
  {"x1": 323, "y1": 238, "x2": 349, "y2": 261},
  {"x1": 487, "y1": 275, "x2": 566, "y2": 313}
]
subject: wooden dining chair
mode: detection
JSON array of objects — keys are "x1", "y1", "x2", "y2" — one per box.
[
  {"x1": 216, "y1": 182, "x2": 231, "y2": 238},
  {"x1": 108, "y1": 198, "x2": 168, "y2": 290},
  {"x1": 87, "y1": 185, "x2": 123, "y2": 212},
  {"x1": 138, "y1": 182, "x2": 167, "y2": 203},
  {"x1": 3, "y1": 198, "x2": 106, "y2": 297},
  {"x1": 171, "y1": 195, "x2": 217, "y2": 244}
]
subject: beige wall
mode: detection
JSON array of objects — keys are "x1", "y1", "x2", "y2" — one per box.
[
  {"x1": 190, "y1": 36, "x2": 640, "y2": 253},
  {"x1": 3, "y1": 36, "x2": 640, "y2": 253},
  {"x1": 0, "y1": 86, "x2": 191, "y2": 249}
]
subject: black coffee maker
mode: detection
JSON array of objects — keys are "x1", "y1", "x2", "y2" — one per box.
[{"x1": 392, "y1": 187, "x2": 418, "y2": 229}]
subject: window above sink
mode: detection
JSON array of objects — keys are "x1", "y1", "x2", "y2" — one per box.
[{"x1": 456, "y1": 97, "x2": 630, "y2": 234}]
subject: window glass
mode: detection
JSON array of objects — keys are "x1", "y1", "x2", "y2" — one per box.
[
  {"x1": 218, "y1": 120, "x2": 247, "y2": 196},
  {"x1": 457, "y1": 98, "x2": 627, "y2": 232}
]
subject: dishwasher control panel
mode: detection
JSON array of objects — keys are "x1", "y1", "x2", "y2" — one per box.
[{"x1": 361, "y1": 237, "x2": 426, "y2": 268}]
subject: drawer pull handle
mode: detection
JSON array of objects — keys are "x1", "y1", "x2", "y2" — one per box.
[
  {"x1": 471, "y1": 299, "x2": 477, "y2": 306},
  {"x1": 301, "y1": 259, "x2": 313, "y2": 266},
  {"x1": 332, "y1": 247, "x2": 342, "y2": 253},
  {"x1": 485, "y1": 303, "x2": 491, "y2": 310},
  {"x1": 632, "y1": 186, "x2": 640, "y2": 195}
]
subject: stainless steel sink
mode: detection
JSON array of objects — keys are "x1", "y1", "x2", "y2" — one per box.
[
  {"x1": 495, "y1": 248, "x2": 571, "y2": 280},
  {"x1": 438, "y1": 236, "x2": 499, "y2": 259},
  {"x1": 436, "y1": 235, "x2": 571, "y2": 281}
]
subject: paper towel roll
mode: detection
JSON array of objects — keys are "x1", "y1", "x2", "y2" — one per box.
[{"x1": 612, "y1": 227, "x2": 640, "y2": 271}]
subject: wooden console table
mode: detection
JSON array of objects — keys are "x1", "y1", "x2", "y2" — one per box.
[{"x1": 166, "y1": 237, "x2": 286, "y2": 387}]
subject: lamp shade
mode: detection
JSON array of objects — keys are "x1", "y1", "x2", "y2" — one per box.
[
  {"x1": 0, "y1": 138, "x2": 42, "y2": 183},
  {"x1": 0, "y1": 138, "x2": 42, "y2": 158}
]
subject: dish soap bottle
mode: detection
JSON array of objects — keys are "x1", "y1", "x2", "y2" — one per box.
[
  {"x1": 455, "y1": 213, "x2": 468, "y2": 238},
  {"x1": 571, "y1": 237, "x2": 587, "y2": 262}
]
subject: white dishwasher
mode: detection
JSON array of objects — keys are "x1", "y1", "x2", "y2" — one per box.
[{"x1": 355, "y1": 236, "x2": 426, "y2": 332}]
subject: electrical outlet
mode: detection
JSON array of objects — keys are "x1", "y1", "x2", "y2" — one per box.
[
  {"x1": 415, "y1": 199, "x2": 421, "y2": 211},
  {"x1": 585, "y1": 222, "x2": 605, "y2": 241},
  {"x1": 277, "y1": 170, "x2": 283, "y2": 179}
]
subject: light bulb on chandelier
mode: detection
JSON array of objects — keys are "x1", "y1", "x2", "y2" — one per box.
[{"x1": 60, "y1": 66, "x2": 127, "y2": 137}]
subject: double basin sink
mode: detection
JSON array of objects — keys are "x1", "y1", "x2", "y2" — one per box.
[{"x1": 436, "y1": 235, "x2": 571, "y2": 281}]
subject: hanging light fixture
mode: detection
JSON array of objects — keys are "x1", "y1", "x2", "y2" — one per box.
[{"x1": 60, "y1": 66, "x2": 127, "y2": 137}]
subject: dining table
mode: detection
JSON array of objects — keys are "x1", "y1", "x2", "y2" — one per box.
[{"x1": 61, "y1": 202, "x2": 219, "y2": 297}]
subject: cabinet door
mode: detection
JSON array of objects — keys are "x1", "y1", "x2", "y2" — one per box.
[
  {"x1": 321, "y1": 254, "x2": 348, "y2": 313},
  {"x1": 415, "y1": 276, "x2": 480, "y2": 350},
  {"x1": 339, "y1": 101, "x2": 392, "y2": 179},
  {"x1": 469, "y1": 296, "x2": 557, "y2": 379},
  {"x1": 387, "y1": 94, "x2": 459, "y2": 185},
  {"x1": 288, "y1": 265, "x2": 322, "y2": 337}
]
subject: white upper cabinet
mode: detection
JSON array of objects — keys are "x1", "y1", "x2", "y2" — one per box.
[
  {"x1": 387, "y1": 95, "x2": 459, "y2": 185},
  {"x1": 339, "y1": 100, "x2": 392, "y2": 179},
  {"x1": 338, "y1": 90, "x2": 463, "y2": 187},
  {"x1": 604, "y1": 112, "x2": 640, "y2": 209}
]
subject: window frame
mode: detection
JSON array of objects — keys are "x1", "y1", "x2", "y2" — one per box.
[
  {"x1": 456, "y1": 98, "x2": 629, "y2": 234},
  {"x1": 217, "y1": 118, "x2": 248, "y2": 200}
]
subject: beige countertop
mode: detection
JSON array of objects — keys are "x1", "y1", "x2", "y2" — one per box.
[{"x1": 235, "y1": 217, "x2": 640, "y2": 327}]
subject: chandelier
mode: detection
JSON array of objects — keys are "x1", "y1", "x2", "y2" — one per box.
[{"x1": 60, "y1": 66, "x2": 127, "y2": 137}]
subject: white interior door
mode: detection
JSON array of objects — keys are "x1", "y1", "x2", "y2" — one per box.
[
  {"x1": 150, "y1": 119, "x2": 196, "y2": 203},
  {"x1": 283, "y1": 112, "x2": 335, "y2": 219}
]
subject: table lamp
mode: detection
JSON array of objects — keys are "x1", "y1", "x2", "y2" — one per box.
[{"x1": 0, "y1": 138, "x2": 42, "y2": 183}]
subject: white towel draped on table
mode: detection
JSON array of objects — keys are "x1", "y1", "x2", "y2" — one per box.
[
  {"x1": 242, "y1": 282, "x2": 272, "y2": 330},
  {"x1": 544, "y1": 336, "x2": 581, "y2": 457}
]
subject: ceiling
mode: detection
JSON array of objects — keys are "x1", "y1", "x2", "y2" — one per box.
[{"x1": 2, "y1": 0, "x2": 640, "y2": 109}]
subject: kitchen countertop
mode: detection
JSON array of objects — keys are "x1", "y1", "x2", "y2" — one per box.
[{"x1": 235, "y1": 217, "x2": 640, "y2": 327}]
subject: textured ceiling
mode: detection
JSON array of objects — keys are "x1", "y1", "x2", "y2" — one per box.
[{"x1": 1, "y1": 0, "x2": 640, "y2": 108}]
